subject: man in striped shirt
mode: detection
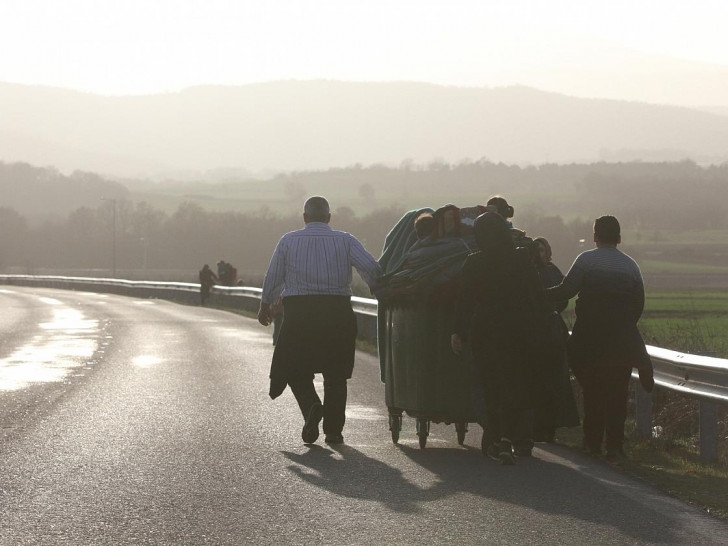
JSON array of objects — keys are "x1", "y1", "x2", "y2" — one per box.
[
  {"x1": 258, "y1": 196, "x2": 382, "y2": 445},
  {"x1": 547, "y1": 215, "x2": 653, "y2": 461}
]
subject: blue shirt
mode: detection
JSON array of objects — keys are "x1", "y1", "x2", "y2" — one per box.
[
  {"x1": 261, "y1": 222, "x2": 382, "y2": 303},
  {"x1": 548, "y1": 246, "x2": 644, "y2": 319}
]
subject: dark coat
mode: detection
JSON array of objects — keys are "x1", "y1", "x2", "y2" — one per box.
[
  {"x1": 536, "y1": 262, "x2": 580, "y2": 429},
  {"x1": 568, "y1": 292, "x2": 652, "y2": 376},
  {"x1": 269, "y1": 295, "x2": 357, "y2": 399},
  {"x1": 454, "y1": 248, "x2": 549, "y2": 348},
  {"x1": 454, "y1": 244, "x2": 553, "y2": 412}
]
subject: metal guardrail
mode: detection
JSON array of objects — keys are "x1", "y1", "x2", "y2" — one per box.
[{"x1": 2, "y1": 274, "x2": 726, "y2": 459}]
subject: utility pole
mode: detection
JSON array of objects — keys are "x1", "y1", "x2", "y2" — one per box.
[
  {"x1": 102, "y1": 198, "x2": 118, "y2": 278},
  {"x1": 112, "y1": 199, "x2": 117, "y2": 277}
]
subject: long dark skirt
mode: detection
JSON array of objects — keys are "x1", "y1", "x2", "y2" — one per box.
[
  {"x1": 533, "y1": 352, "x2": 581, "y2": 437},
  {"x1": 269, "y1": 295, "x2": 357, "y2": 399},
  {"x1": 472, "y1": 335, "x2": 536, "y2": 449}
]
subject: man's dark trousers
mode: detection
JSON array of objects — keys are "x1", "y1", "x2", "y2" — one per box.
[
  {"x1": 288, "y1": 372, "x2": 347, "y2": 436},
  {"x1": 580, "y1": 365, "x2": 632, "y2": 452}
]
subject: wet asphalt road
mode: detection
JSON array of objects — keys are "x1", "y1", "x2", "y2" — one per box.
[{"x1": 1, "y1": 286, "x2": 727, "y2": 545}]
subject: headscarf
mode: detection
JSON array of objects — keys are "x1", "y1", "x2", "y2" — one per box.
[{"x1": 473, "y1": 212, "x2": 515, "y2": 257}]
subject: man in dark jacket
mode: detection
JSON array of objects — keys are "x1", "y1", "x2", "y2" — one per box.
[
  {"x1": 452, "y1": 212, "x2": 551, "y2": 465},
  {"x1": 547, "y1": 215, "x2": 653, "y2": 461}
]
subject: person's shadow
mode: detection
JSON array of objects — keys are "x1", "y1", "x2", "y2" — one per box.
[
  {"x1": 396, "y1": 442, "x2": 687, "y2": 544},
  {"x1": 281, "y1": 444, "x2": 447, "y2": 514}
]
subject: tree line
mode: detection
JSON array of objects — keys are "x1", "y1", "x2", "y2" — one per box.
[
  {"x1": 0, "y1": 198, "x2": 594, "y2": 284},
  {"x1": 2, "y1": 158, "x2": 727, "y2": 283}
]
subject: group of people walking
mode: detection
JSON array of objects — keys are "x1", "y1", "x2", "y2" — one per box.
[
  {"x1": 452, "y1": 199, "x2": 652, "y2": 464},
  {"x1": 198, "y1": 259, "x2": 241, "y2": 305},
  {"x1": 256, "y1": 195, "x2": 653, "y2": 463}
]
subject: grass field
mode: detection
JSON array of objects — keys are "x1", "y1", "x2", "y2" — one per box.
[
  {"x1": 639, "y1": 260, "x2": 728, "y2": 275},
  {"x1": 640, "y1": 292, "x2": 728, "y2": 358}
]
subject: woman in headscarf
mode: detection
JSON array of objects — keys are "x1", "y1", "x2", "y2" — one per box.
[
  {"x1": 531, "y1": 237, "x2": 580, "y2": 442},
  {"x1": 451, "y1": 213, "x2": 551, "y2": 465}
]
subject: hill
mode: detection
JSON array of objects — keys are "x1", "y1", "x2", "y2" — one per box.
[
  {"x1": 3, "y1": 81, "x2": 728, "y2": 177},
  {"x1": 0, "y1": 162, "x2": 129, "y2": 222}
]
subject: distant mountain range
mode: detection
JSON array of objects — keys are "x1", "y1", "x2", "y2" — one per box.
[{"x1": 2, "y1": 80, "x2": 728, "y2": 178}]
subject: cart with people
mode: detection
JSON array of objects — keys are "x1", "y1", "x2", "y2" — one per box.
[{"x1": 377, "y1": 205, "x2": 485, "y2": 448}]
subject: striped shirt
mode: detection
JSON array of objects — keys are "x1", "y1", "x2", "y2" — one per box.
[
  {"x1": 261, "y1": 222, "x2": 382, "y2": 304},
  {"x1": 548, "y1": 246, "x2": 644, "y2": 317}
]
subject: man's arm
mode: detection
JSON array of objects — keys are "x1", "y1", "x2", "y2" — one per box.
[
  {"x1": 259, "y1": 239, "x2": 286, "y2": 325},
  {"x1": 546, "y1": 255, "x2": 586, "y2": 302},
  {"x1": 349, "y1": 235, "x2": 383, "y2": 288}
]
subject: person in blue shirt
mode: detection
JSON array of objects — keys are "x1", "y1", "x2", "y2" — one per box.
[{"x1": 547, "y1": 216, "x2": 653, "y2": 461}]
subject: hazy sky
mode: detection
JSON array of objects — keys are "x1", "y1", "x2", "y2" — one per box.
[{"x1": 2, "y1": 0, "x2": 728, "y2": 104}]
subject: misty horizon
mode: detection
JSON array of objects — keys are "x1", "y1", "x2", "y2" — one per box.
[{"x1": 3, "y1": 79, "x2": 728, "y2": 180}]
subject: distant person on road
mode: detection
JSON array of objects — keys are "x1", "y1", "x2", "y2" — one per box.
[
  {"x1": 228, "y1": 262, "x2": 238, "y2": 286},
  {"x1": 217, "y1": 260, "x2": 229, "y2": 286},
  {"x1": 452, "y1": 212, "x2": 551, "y2": 465},
  {"x1": 199, "y1": 264, "x2": 218, "y2": 305},
  {"x1": 546, "y1": 216, "x2": 654, "y2": 462},
  {"x1": 531, "y1": 237, "x2": 580, "y2": 442},
  {"x1": 258, "y1": 196, "x2": 382, "y2": 445}
]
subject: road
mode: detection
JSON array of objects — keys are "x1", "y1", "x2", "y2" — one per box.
[{"x1": 1, "y1": 286, "x2": 726, "y2": 545}]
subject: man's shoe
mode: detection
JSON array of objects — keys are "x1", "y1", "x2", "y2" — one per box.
[
  {"x1": 499, "y1": 440, "x2": 516, "y2": 466},
  {"x1": 302, "y1": 403, "x2": 323, "y2": 444},
  {"x1": 324, "y1": 434, "x2": 344, "y2": 444}
]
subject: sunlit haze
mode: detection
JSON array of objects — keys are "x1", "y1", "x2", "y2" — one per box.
[{"x1": 2, "y1": 0, "x2": 728, "y2": 105}]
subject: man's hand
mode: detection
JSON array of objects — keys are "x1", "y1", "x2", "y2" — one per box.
[
  {"x1": 451, "y1": 333, "x2": 463, "y2": 355},
  {"x1": 258, "y1": 302, "x2": 272, "y2": 326}
]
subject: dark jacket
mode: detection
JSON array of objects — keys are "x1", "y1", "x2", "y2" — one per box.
[
  {"x1": 454, "y1": 247, "x2": 550, "y2": 355},
  {"x1": 547, "y1": 248, "x2": 653, "y2": 385},
  {"x1": 537, "y1": 263, "x2": 567, "y2": 312}
]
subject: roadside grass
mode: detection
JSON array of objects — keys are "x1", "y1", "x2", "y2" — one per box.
[{"x1": 556, "y1": 416, "x2": 728, "y2": 520}]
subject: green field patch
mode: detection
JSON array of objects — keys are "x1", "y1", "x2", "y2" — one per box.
[
  {"x1": 644, "y1": 295, "x2": 728, "y2": 314},
  {"x1": 639, "y1": 260, "x2": 728, "y2": 275},
  {"x1": 623, "y1": 229, "x2": 728, "y2": 245}
]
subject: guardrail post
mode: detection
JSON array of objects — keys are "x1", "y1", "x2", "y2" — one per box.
[
  {"x1": 698, "y1": 351, "x2": 718, "y2": 463},
  {"x1": 635, "y1": 382, "x2": 653, "y2": 438},
  {"x1": 699, "y1": 401, "x2": 718, "y2": 463}
]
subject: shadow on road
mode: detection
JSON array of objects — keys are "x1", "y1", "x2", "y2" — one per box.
[
  {"x1": 398, "y1": 443, "x2": 687, "y2": 544},
  {"x1": 283, "y1": 442, "x2": 690, "y2": 544},
  {"x1": 281, "y1": 444, "x2": 448, "y2": 514}
]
